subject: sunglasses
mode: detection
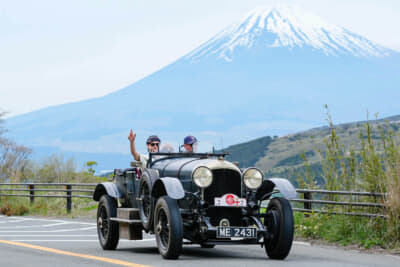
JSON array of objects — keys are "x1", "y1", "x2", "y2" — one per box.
[{"x1": 149, "y1": 142, "x2": 159, "y2": 147}]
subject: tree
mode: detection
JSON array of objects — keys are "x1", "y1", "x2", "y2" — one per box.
[
  {"x1": 84, "y1": 161, "x2": 98, "y2": 175},
  {"x1": 0, "y1": 110, "x2": 32, "y2": 182},
  {"x1": 0, "y1": 110, "x2": 6, "y2": 136},
  {"x1": 35, "y1": 154, "x2": 76, "y2": 183}
]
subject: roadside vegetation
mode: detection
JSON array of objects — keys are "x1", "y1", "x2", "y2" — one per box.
[
  {"x1": 0, "y1": 195, "x2": 98, "y2": 218},
  {"x1": 295, "y1": 107, "x2": 400, "y2": 250},
  {"x1": 0, "y1": 109, "x2": 104, "y2": 217},
  {"x1": 0, "y1": 153, "x2": 106, "y2": 217}
]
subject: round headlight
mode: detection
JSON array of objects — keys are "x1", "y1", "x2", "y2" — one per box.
[
  {"x1": 192, "y1": 167, "x2": 213, "y2": 188},
  {"x1": 243, "y1": 168, "x2": 263, "y2": 190}
]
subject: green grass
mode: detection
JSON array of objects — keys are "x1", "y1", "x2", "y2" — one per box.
[
  {"x1": 0, "y1": 196, "x2": 97, "y2": 218},
  {"x1": 294, "y1": 212, "x2": 387, "y2": 249}
]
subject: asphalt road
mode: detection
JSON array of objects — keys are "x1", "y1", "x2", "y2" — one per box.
[{"x1": 0, "y1": 215, "x2": 399, "y2": 267}]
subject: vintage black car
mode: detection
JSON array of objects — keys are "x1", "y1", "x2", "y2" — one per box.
[{"x1": 93, "y1": 152, "x2": 296, "y2": 260}]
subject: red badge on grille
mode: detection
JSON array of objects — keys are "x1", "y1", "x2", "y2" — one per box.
[
  {"x1": 214, "y1": 193, "x2": 246, "y2": 207},
  {"x1": 225, "y1": 194, "x2": 236, "y2": 205}
]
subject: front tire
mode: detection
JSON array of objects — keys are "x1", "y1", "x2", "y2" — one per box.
[
  {"x1": 264, "y1": 197, "x2": 294, "y2": 260},
  {"x1": 97, "y1": 195, "x2": 119, "y2": 250},
  {"x1": 154, "y1": 196, "x2": 183, "y2": 259}
]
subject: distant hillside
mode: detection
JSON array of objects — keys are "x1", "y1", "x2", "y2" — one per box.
[
  {"x1": 220, "y1": 136, "x2": 274, "y2": 168},
  {"x1": 223, "y1": 115, "x2": 400, "y2": 185}
]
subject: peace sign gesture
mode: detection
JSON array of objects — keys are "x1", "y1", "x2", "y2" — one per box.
[{"x1": 128, "y1": 129, "x2": 136, "y2": 143}]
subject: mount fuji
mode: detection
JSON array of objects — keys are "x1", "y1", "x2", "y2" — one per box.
[{"x1": 5, "y1": 5, "x2": 400, "y2": 170}]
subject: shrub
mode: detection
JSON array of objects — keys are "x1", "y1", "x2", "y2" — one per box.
[{"x1": 297, "y1": 108, "x2": 400, "y2": 248}]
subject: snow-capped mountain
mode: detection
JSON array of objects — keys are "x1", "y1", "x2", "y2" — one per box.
[
  {"x1": 187, "y1": 5, "x2": 390, "y2": 61},
  {"x1": 5, "y1": 5, "x2": 400, "y2": 171}
]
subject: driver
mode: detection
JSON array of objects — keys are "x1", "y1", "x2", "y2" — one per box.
[
  {"x1": 128, "y1": 129, "x2": 160, "y2": 168},
  {"x1": 182, "y1": 135, "x2": 198, "y2": 153}
]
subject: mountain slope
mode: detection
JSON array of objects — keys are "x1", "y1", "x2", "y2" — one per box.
[
  {"x1": 5, "y1": 5, "x2": 400, "y2": 171},
  {"x1": 223, "y1": 114, "x2": 400, "y2": 185}
]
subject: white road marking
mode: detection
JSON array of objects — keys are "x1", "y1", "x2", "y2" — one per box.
[
  {"x1": 0, "y1": 222, "x2": 71, "y2": 229},
  {"x1": 0, "y1": 216, "x2": 95, "y2": 226},
  {"x1": 0, "y1": 226, "x2": 96, "y2": 232},
  {"x1": 9, "y1": 239, "x2": 156, "y2": 242},
  {"x1": 42, "y1": 222, "x2": 72, "y2": 227},
  {"x1": 0, "y1": 219, "x2": 27, "y2": 224},
  {"x1": 388, "y1": 255, "x2": 400, "y2": 260},
  {"x1": 293, "y1": 241, "x2": 311, "y2": 246},
  {"x1": 0, "y1": 235, "x2": 97, "y2": 237},
  {"x1": 9, "y1": 240, "x2": 99, "y2": 242}
]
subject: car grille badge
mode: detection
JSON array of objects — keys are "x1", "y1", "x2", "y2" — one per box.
[
  {"x1": 219, "y1": 218, "x2": 230, "y2": 227},
  {"x1": 214, "y1": 193, "x2": 246, "y2": 207}
]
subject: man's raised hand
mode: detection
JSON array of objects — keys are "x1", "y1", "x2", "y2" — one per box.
[{"x1": 128, "y1": 129, "x2": 136, "y2": 143}]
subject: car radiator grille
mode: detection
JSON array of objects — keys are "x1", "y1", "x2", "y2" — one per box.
[{"x1": 204, "y1": 169, "x2": 243, "y2": 226}]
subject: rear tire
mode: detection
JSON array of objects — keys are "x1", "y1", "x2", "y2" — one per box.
[
  {"x1": 264, "y1": 197, "x2": 294, "y2": 260},
  {"x1": 139, "y1": 170, "x2": 158, "y2": 231},
  {"x1": 154, "y1": 196, "x2": 183, "y2": 259},
  {"x1": 97, "y1": 195, "x2": 119, "y2": 250},
  {"x1": 139, "y1": 177, "x2": 153, "y2": 231}
]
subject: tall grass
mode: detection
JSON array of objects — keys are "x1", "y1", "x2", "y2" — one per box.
[
  {"x1": 0, "y1": 195, "x2": 97, "y2": 218},
  {"x1": 298, "y1": 108, "x2": 400, "y2": 249}
]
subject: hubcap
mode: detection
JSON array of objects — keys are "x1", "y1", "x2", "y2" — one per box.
[
  {"x1": 156, "y1": 222, "x2": 162, "y2": 234},
  {"x1": 98, "y1": 217, "x2": 103, "y2": 229}
]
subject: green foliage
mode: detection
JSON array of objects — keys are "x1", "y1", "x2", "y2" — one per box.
[
  {"x1": 0, "y1": 195, "x2": 98, "y2": 218},
  {"x1": 32, "y1": 154, "x2": 76, "y2": 183},
  {"x1": 83, "y1": 161, "x2": 98, "y2": 175},
  {"x1": 295, "y1": 212, "x2": 386, "y2": 248},
  {"x1": 275, "y1": 151, "x2": 314, "y2": 167},
  {"x1": 223, "y1": 112, "x2": 400, "y2": 187},
  {"x1": 23, "y1": 154, "x2": 105, "y2": 184},
  {"x1": 296, "y1": 108, "x2": 400, "y2": 249}
]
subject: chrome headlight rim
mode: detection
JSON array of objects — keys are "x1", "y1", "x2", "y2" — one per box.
[
  {"x1": 192, "y1": 166, "x2": 213, "y2": 188},
  {"x1": 242, "y1": 167, "x2": 263, "y2": 190}
]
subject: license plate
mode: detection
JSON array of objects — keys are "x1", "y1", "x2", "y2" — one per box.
[{"x1": 216, "y1": 227, "x2": 257, "y2": 238}]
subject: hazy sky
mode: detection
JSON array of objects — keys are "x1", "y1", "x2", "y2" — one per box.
[{"x1": 1, "y1": 0, "x2": 399, "y2": 117}]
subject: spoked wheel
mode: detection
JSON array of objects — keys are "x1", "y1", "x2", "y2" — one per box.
[
  {"x1": 154, "y1": 196, "x2": 183, "y2": 259},
  {"x1": 264, "y1": 197, "x2": 294, "y2": 260},
  {"x1": 97, "y1": 195, "x2": 119, "y2": 250},
  {"x1": 139, "y1": 178, "x2": 153, "y2": 231}
]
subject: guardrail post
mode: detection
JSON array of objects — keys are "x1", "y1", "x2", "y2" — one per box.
[
  {"x1": 66, "y1": 185, "x2": 72, "y2": 213},
  {"x1": 28, "y1": 184, "x2": 35, "y2": 204},
  {"x1": 304, "y1": 192, "x2": 312, "y2": 216}
]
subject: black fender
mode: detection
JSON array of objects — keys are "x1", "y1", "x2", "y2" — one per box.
[
  {"x1": 141, "y1": 169, "x2": 159, "y2": 187},
  {"x1": 93, "y1": 182, "x2": 123, "y2": 201},
  {"x1": 255, "y1": 178, "x2": 297, "y2": 201},
  {"x1": 151, "y1": 177, "x2": 185, "y2": 200}
]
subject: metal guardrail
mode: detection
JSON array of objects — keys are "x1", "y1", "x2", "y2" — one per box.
[
  {"x1": 0, "y1": 183, "x2": 97, "y2": 213},
  {"x1": 0, "y1": 183, "x2": 388, "y2": 217},
  {"x1": 291, "y1": 189, "x2": 387, "y2": 218}
]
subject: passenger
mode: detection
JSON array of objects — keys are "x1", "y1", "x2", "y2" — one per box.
[
  {"x1": 182, "y1": 135, "x2": 198, "y2": 153},
  {"x1": 160, "y1": 143, "x2": 175, "y2": 153},
  {"x1": 128, "y1": 129, "x2": 160, "y2": 168}
]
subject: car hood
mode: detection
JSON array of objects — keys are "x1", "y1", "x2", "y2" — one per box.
[{"x1": 151, "y1": 157, "x2": 241, "y2": 179}]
